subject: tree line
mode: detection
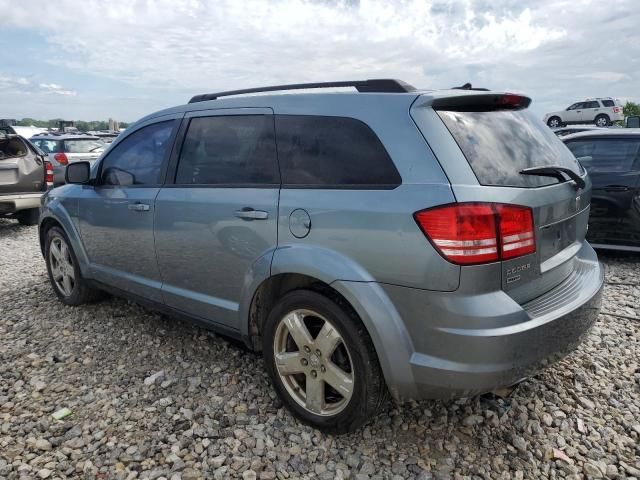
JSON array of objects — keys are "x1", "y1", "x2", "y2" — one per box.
[{"x1": 16, "y1": 118, "x2": 129, "y2": 131}]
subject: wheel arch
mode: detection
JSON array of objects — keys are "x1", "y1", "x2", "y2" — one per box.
[
  {"x1": 38, "y1": 208, "x2": 91, "y2": 275},
  {"x1": 243, "y1": 266, "x2": 417, "y2": 400}
]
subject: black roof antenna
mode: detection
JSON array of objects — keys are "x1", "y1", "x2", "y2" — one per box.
[{"x1": 453, "y1": 82, "x2": 490, "y2": 91}]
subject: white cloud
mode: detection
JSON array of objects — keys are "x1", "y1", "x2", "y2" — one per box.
[
  {"x1": 0, "y1": 0, "x2": 638, "y2": 118},
  {"x1": 38, "y1": 83, "x2": 77, "y2": 96}
]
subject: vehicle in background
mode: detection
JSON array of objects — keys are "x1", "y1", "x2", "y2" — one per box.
[
  {"x1": 0, "y1": 133, "x2": 52, "y2": 225},
  {"x1": 626, "y1": 116, "x2": 640, "y2": 128},
  {"x1": 552, "y1": 125, "x2": 606, "y2": 137},
  {"x1": 544, "y1": 98, "x2": 624, "y2": 128},
  {"x1": 31, "y1": 133, "x2": 107, "y2": 185},
  {"x1": 88, "y1": 131, "x2": 120, "y2": 143},
  {"x1": 563, "y1": 129, "x2": 640, "y2": 252},
  {"x1": 1, "y1": 119, "x2": 46, "y2": 138},
  {"x1": 39, "y1": 80, "x2": 603, "y2": 432}
]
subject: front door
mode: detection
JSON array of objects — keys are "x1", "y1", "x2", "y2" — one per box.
[
  {"x1": 154, "y1": 109, "x2": 280, "y2": 329},
  {"x1": 78, "y1": 119, "x2": 178, "y2": 301},
  {"x1": 565, "y1": 102, "x2": 584, "y2": 123},
  {"x1": 566, "y1": 135, "x2": 640, "y2": 248}
]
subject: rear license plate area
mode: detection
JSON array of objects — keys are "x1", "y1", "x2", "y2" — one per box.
[
  {"x1": 539, "y1": 216, "x2": 577, "y2": 261},
  {"x1": 0, "y1": 169, "x2": 17, "y2": 185}
]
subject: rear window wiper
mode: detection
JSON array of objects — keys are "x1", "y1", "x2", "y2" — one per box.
[{"x1": 519, "y1": 165, "x2": 585, "y2": 189}]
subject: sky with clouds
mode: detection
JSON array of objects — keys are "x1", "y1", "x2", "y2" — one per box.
[{"x1": 0, "y1": 0, "x2": 638, "y2": 122}]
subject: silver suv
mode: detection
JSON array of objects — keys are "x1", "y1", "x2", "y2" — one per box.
[
  {"x1": 31, "y1": 133, "x2": 107, "y2": 186},
  {"x1": 544, "y1": 97, "x2": 624, "y2": 128},
  {"x1": 39, "y1": 80, "x2": 604, "y2": 433}
]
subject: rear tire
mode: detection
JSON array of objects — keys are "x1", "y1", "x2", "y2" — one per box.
[
  {"x1": 44, "y1": 226, "x2": 102, "y2": 305},
  {"x1": 595, "y1": 114, "x2": 610, "y2": 127},
  {"x1": 16, "y1": 208, "x2": 40, "y2": 226},
  {"x1": 547, "y1": 116, "x2": 562, "y2": 128},
  {"x1": 262, "y1": 289, "x2": 388, "y2": 434}
]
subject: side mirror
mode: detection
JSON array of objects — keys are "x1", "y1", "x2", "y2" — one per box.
[
  {"x1": 65, "y1": 161, "x2": 91, "y2": 184},
  {"x1": 626, "y1": 116, "x2": 640, "y2": 128}
]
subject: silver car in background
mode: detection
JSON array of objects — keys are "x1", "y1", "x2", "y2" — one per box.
[
  {"x1": 38, "y1": 80, "x2": 604, "y2": 433},
  {"x1": 31, "y1": 133, "x2": 107, "y2": 185}
]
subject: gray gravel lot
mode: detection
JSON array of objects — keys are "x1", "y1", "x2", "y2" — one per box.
[{"x1": 1, "y1": 218, "x2": 639, "y2": 480}]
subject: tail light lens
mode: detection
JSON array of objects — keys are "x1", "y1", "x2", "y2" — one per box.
[
  {"x1": 44, "y1": 161, "x2": 54, "y2": 185},
  {"x1": 414, "y1": 203, "x2": 535, "y2": 265},
  {"x1": 613, "y1": 107, "x2": 621, "y2": 113},
  {"x1": 53, "y1": 152, "x2": 69, "y2": 165}
]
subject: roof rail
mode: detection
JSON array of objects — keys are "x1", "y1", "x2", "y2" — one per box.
[
  {"x1": 452, "y1": 82, "x2": 490, "y2": 91},
  {"x1": 188, "y1": 79, "x2": 416, "y2": 103}
]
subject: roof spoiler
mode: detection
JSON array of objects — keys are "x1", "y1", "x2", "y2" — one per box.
[{"x1": 432, "y1": 93, "x2": 532, "y2": 111}]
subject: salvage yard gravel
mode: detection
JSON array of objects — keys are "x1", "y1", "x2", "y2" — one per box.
[{"x1": 1, "y1": 219, "x2": 639, "y2": 479}]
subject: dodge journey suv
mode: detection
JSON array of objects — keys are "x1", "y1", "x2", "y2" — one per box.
[{"x1": 39, "y1": 79, "x2": 603, "y2": 433}]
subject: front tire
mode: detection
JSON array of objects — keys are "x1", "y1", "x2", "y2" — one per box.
[
  {"x1": 595, "y1": 114, "x2": 610, "y2": 127},
  {"x1": 16, "y1": 208, "x2": 40, "y2": 226},
  {"x1": 547, "y1": 116, "x2": 561, "y2": 128},
  {"x1": 44, "y1": 226, "x2": 101, "y2": 305},
  {"x1": 262, "y1": 290, "x2": 387, "y2": 434}
]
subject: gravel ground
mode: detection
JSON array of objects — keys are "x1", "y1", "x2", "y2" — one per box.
[{"x1": 0, "y1": 218, "x2": 639, "y2": 480}]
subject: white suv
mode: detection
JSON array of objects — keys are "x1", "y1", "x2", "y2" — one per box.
[{"x1": 544, "y1": 98, "x2": 623, "y2": 128}]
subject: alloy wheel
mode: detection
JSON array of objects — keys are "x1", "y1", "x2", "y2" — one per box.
[
  {"x1": 273, "y1": 309, "x2": 354, "y2": 416},
  {"x1": 49, "y1": 236, "x2": 75, "y2": 297}
]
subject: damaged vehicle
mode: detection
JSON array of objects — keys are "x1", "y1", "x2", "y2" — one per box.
[{"x1": 0, "y1": 133, "x2": 51, "y2": 225}]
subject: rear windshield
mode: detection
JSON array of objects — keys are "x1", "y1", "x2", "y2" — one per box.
[
  {"x1": 437, "y1": 108, "x2": 583, "y2": 188},
  {"x1": 63, "y1": 139, "x2": 106, "y2": 154},
  {"x1": 0, "y1": 137, "x2": 28, "y2": 160}
]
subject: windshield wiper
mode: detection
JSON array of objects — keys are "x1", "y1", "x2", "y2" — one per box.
[{"x1": 520, "y1": 165, "x2": 585, "y2": 189}]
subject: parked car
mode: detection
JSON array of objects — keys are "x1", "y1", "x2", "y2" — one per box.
[
  {"x1": 626, "y1": 116, "x2": 639, "y2": 128},
  {"x1": 552, "y1": 125, "x2": 605, "y2": 137},
  {"x1": 38, "y1": 80, "x2": 604, "y2": 432},
  {"x1": 88, "y1": 131, "x2": 120, "y2": 144},
  {"x1": 544, "y1": 98, "x2": 624, "y2": 128},
  {"x1": 563, "y1": 129, "x2": 640, "y2": 251},
  {"x1": 31, "y1": 133, "x2": 107, "y2": 185},
  {"x1": 0, "y1": 133, "x2": 52, "y2": 225}
]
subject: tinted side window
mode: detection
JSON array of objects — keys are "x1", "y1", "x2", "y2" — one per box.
[
  {"x1": 100, "y1": 121, "x2": 174, "y2": 186},
  {"x1": 584, "y1": 101, "x2": 600, "y2": 109},
  {"x1": 275, "y1": 115, "x2": 400, "y2": 187},
  {"x1": 175, "y1": 115, "x2": 278, "y2": 185},
  {"x1": 566, "y1": 139, "x2": 640, "y2": 173},
  {"x1": 568, "y1": 103, "x2": 584, "y2": 110},
  {"x1": 601, "y1": 100, "x2": 615, "y2": 107}
]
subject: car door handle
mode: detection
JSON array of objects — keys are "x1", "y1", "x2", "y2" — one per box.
[
  {"x1": 128, "y1": 202, "x2": 150, "y2": 212},
  {"x1": 233, "y1": 208, "x2": 269, "y2": 220},
  {"x1": 604, "y1": 185, "x2": 630, "y2": 192}
]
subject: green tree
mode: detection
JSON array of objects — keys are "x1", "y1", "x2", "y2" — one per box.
[{"x1": 623, "y1": 101, "x2": 640, "y2": 118}]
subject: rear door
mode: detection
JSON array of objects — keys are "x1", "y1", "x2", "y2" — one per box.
[
  {"x1": 580, "y1": 101, "x2": 601, "y2": 123},
  {"x1": 411, "y1": 94, "x2": 589, "y2": 303},
  {"x1": 154, "y1": 108, "x2": 280, "y2": 329},
  {"x1": 565, "y1": 135, "x2": 640, "y2": 248}
]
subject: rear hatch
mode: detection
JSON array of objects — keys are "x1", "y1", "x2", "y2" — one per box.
[
  {"x1": 63, "y1": 137, "x2": 106, "y2": 164},
  {"x1": 411, "y1": 93, "x2": 590, "y2": 303},
  {"x1": 0, "y1": 135, "x2": 45, "y2": 194}
]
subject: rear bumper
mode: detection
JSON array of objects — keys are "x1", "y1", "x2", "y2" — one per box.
[
  {"x1": 380, "y1": 242, "x2": 603, "y2": 400},
  {"x1": 0, "y1": 193, "x2": 43, "y2": 214}
]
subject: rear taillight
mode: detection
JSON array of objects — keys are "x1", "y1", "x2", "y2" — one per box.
[
  {"x1": 613, "y1": 107, "x2": 621, "y2": 113},
  {"x1": 53, "y1": 152, "x2": 69, "y2": 165},
  {"x1": 44, "y1": 161, "x2": 54, "y2": 186},
  {"x1": 414, "y1": 203, "x2": 536, "y2": 265}
]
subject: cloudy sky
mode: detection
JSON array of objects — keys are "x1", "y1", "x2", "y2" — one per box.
[{"x1": 0, "y1": 0, "x2": 637, "y2": 122}]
